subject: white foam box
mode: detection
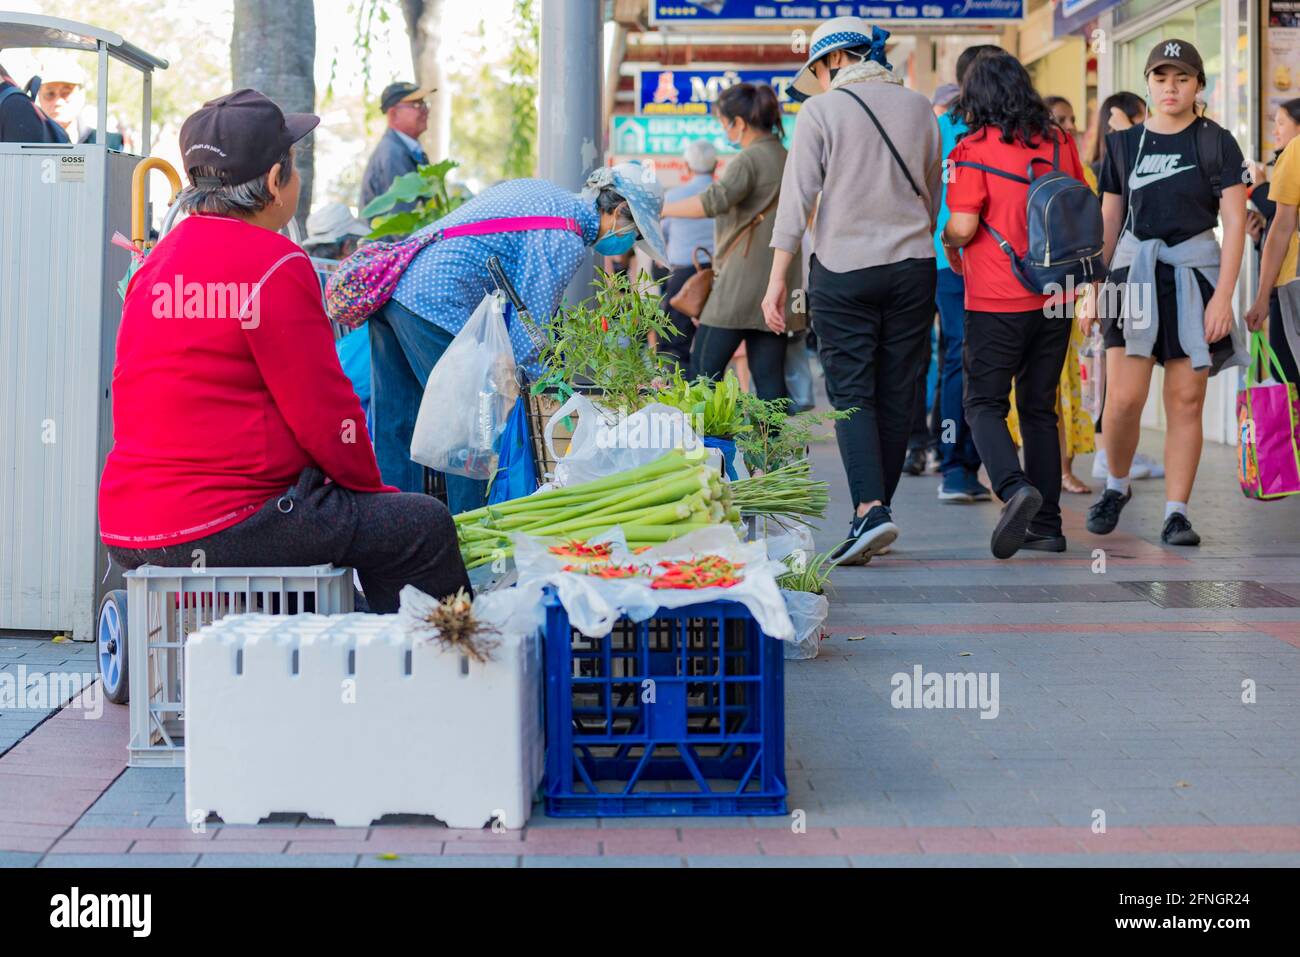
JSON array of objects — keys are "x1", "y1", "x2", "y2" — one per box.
[{"x1": 184, "y1": 612, "x2": 543, "y2": 828}]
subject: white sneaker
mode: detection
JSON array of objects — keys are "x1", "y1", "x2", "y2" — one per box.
[
  {"x1": 1091, "y1": 448, "x2": 1109, "y2": 479},
  {"x1": 1133, "y1": 452, "x2": 1164, "y2": 479}
]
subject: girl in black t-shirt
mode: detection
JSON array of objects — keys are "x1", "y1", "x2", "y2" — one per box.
[{"x1": 1079, "y1": 39, "x2": 1248, "y2": 548}]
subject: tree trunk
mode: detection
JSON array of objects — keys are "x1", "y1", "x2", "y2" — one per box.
[
  {"x1": 231, "y1": 0, "x2": 317, "y2": 230},
  {"x1": 400, "y1": 0, "x2": 449, "y2": 162}
]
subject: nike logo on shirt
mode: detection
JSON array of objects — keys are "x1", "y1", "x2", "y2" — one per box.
[{"x1": 1128, "y1": 153, "x2": 1197, "y2": 190}]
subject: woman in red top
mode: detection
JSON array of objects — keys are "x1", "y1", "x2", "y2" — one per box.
[
  {"x1": 99, "y1": 90, "x2": 469, "y2": 611},
  {"x1": 942, "y1": 51, "x2": 1089, "y2": 560}
]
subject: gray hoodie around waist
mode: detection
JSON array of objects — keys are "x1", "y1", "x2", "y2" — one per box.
[{"x1": 1109, "y1": 228, "x2": 1248, "y2": 374}]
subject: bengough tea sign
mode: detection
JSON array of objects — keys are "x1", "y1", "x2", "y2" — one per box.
[{"x1": 649, "y1": 0, "x2": 1024, "y2": 24}]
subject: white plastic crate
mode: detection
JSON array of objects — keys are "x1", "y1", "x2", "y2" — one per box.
[
  {"x1": 125, "y1": 565, "x2": 354, "y2": 767},
  {"x1": 183, "y1": 612, "x2": 544, "y2": 829}
]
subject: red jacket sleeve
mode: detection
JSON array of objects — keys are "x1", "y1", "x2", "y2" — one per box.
[
  {"x1": 243, "y1": 252, "x2": 397, "y2": 494},
  {"x1": 945, "y1": 138, "x2": 988, "y2": 215}
]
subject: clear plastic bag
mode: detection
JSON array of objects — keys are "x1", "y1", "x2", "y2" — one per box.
[
  {"x1": 781, "y1": 589, "x2": 828, "y2": 660},
  {"x1": 544, "y1": 394, "x2": 714, "y2": 487},
  {"x1": 411, "y1": 293, "x2": 519, "y2": 479}
]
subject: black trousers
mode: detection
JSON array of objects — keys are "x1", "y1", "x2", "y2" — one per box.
[
  {"x1": 809, "y1": 255, "x2": 937, "y2": 507},
  {"x1": 108, "y1": 467, "x2": 471, "y2": 614},
  {"x1": 1269, "y1": 289, "x2": 1300, "y2": 385},
  {"x1": 963, "y1": 309, "x2": 1072, "y2": 537},
  {"x1": 691, "y1": 324, "x2": 789, "y2": 401},
  {"x1": 658, "y1": 264, "x2": 701, "y2": 370}
]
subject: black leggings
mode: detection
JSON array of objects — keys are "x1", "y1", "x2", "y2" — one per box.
[{"x1": 691, "y1": 324, "x2": 788, "y2": 401}]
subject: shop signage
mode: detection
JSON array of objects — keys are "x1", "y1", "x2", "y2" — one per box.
[
  {"x1": 1053, "y1": 0, "x2": 1123, "y2": 37},
  {"x1": 637, "y1": 69, "x2": 801, "y2": 115},
  {"x1": 649, "y1": 1, "x2": 1023, "y2": 25},
  {"x1": 611, "y1": 114, "x2": 798, "y2": 156}
]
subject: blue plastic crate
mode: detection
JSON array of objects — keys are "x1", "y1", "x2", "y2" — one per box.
[{"x1": 542, "y1": 587, "x2": 786, "y2": 817}]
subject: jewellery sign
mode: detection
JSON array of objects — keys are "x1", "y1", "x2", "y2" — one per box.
[
  {"x1": 649, "y1": 0, "x2": 1023, "y2": 24},
  {"x1": 638, "y1": 69, "x2": 802, "y2": 115}
]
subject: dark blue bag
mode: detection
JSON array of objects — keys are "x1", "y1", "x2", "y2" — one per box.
[
  {"x1": 488, "y1": 395, "x2": 537, "y2": 505},
  {"x1": 956, "y1": 131, "x2": 1107, "y2": 293}
]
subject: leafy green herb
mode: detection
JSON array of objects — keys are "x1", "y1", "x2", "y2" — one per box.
[
  {"x1": 361, "y1": 158, "x2": 465, "y2": 239},
  {"x1": 541, "y1": 270, "x2": 676, "y2": 413},
  {"x1": 777, "y1": 548, "x2": 836, "y2": 595},
  {"x1": 659, "y1": 369, "x2": 751, "y2": 438},
  {"x1": 735, "y1": 394, "x2": 855, "y2": 473}
]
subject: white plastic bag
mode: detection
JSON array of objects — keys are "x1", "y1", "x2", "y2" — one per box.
[
  {"x1": 544, "y1": 394, "x2": 715, "y2": 487},
  {"x1": 781, "y1": 589, "x2": 828, "y2": 660},
  {"x1": 411, "y1": 293, "x2": 518, "y2": 479}
]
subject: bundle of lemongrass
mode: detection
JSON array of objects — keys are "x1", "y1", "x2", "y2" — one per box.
[
  {"x1": 727, "y1": 459, "x2": 829, "y2": 523},
  {"x1": 454, "y1": 450, "x2": 740, "y2": 569}
]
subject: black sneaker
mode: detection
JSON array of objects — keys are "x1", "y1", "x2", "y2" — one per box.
[
  {"x1": 1020, "y1": 531, "x2": 1067, "y2": 553},
  {"x1": 991, "y1": 485, "x2": 1043, "y2": 559},
  {"x1": 829, "y1": 506, "x2": 899, "y2": 567},
  {"x1": 902, "y1": 448, "x2": 926, "y2": 476},
  {"x1": 1086, "y1": 488, "x2": 1131, "y2": 535},
  {"x1": 1161, "y1": 512, "x2": 1201, "y2": 546}
]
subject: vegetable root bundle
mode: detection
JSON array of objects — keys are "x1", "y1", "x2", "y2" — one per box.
[{"x1": 454, "y1": 450, "x2": 740, "y2": 569}]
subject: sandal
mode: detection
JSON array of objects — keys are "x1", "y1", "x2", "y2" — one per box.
[{"x1": 1061, "y1": 472, "x2": 1091, "y2": 495}]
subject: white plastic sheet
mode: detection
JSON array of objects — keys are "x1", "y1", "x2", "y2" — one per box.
[{"x1": 513, "y1": 525, "x2": 794, "y2": 641}]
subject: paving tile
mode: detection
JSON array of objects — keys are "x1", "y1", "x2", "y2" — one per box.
[
  {"x1": 686, "y1": 856, "x2": 852, "y2": 867},
  {"x1": 197, "y1": 854, "x2": 358, "y2": 868},
  {"x1": 522, "y1": 855, "x2": 684, "y2": 867},
  {"x1": 0, "y1": 852, "x2": 42, "y2": 867},
  {"x1": 38, "y1": 854, "x2": 198, "y2": 868},
  {"x1": 359, "y1": 854, "x2": 520, "y2": 867}
]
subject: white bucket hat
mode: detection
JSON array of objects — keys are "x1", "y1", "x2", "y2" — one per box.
[
  {"x1": 790, "y1": 17, "x2": 892, "y2": 101},
  {"x1": 304, "y1": 203, "x2": 370, "y2": 247}
]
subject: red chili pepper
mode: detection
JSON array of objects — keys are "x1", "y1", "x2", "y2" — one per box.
[{"x1": 600, "y1": 316, "x2": 610, "y2": 332}]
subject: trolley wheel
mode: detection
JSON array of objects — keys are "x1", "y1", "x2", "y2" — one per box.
[{"x1": 97, "y1": 589, "x2": 130, "y2": 704}]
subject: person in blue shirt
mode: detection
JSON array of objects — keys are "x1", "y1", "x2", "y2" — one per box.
[
  {"x1": 658, "y1": 139, "x2": 717, "y2": 369},
  {"x1": 370, "y1": 164, "x2": 668, "y2": 512},
  {"x1": 934, "y1": 45, "x2": 1001, "y2": 505}
]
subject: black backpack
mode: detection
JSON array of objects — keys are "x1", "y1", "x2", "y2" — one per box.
[
  {"x1": 0, "y1": 79, "x2": 71, "y2": 144},
  {"x1": 956, "y1": 131, "x2": 1106, "y2": 294}
]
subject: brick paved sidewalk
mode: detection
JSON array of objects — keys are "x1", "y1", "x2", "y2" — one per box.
[{"x1": 2, "y1": 430, "x2": 1298, "y2": 867}]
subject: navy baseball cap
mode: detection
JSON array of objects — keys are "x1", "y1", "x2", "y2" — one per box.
[{"x1": 180, "y1": 88, "x2": 318, "y2": 187}]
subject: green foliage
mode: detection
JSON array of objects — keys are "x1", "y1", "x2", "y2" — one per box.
[
  {"x1": 735, "y1": 394, "x2": 855, "y2": 474},
  {"x1": 542, "y1": 270, "x2": 677, "y2": 413},
  {"x1": 361, "y1": 158, "x2": 464, "y2": 238},
  {"x1": 660, "y1": 370, "x2": 750, "y2": 438},
  {"x1": 503, "y1": 0, "x2": 539, "y2": 180},
  {"x1": 777, "y1": 548, "x2": 836, "y2": 595}
]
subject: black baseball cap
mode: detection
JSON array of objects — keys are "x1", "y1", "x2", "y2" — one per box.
[
  {"x1": 1144, "y1": 39, "x2": 1205, "y2": 80},
  {"x1": 179, "y1": 88, "x2": 318, "y2": 188},
  {"x1": 379, "y1": 81, "x2": 436, "y2": 113}
]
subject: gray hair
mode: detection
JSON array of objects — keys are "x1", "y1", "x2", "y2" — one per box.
[
  {"x1": 683, "y1": 140, "x2": 717, "y2": 174},
  {"x1": 595, "y1": 186, "x2": 635, "y2": 230},
  {"x1": 175, "y1": 150, "x2": 294, "y2": 217}
]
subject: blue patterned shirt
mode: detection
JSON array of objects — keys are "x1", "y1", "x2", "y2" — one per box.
[{"x1": 392, "y1": 178, "x2": 600, "y2": 380}]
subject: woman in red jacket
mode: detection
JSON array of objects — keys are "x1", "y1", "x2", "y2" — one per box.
[{"x1": 99, "y1": 90, "x2": 469, "y2": 611}]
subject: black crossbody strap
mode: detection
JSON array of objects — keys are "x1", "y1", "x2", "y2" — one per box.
[
  {"x1": 954, "y1": 160, "x2": 1032, "y2": 185},
  {"x1": 838, "y1": 87, "x2": 923, "y2": 198}
]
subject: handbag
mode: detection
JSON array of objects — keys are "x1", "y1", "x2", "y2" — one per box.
[
  {"x1": 669, "y1": 193, "x2": 780, "y2": 320},
  {"x1": 325, "y1": 215, "x2": 583, "y2": 329},
  {"x1": 1236, "y1": 331, "x2": 1300, "y2": 500}
]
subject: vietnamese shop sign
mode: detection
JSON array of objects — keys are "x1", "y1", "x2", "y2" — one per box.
[
  {"x1": 649, "y1": 0, "x2": 1024, "y2": 24},
  {"x1": 1053, "y1": 0, "x2": 1123, "y2": 36},
  {"x1": 638, "y1": 69, "x2": 801, "y2": 115},
  {"x1": 612, "y1": 114, "x2": 798, "y2": 156}
]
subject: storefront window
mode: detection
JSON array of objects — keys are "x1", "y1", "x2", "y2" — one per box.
[{"x1": 1117, "y1": 0, "x2": 1223, "y2": 123}]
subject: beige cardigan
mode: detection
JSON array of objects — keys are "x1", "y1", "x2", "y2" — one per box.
[{"x1": 698, "y1": 135, "x2": 803, "y2": 333}]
